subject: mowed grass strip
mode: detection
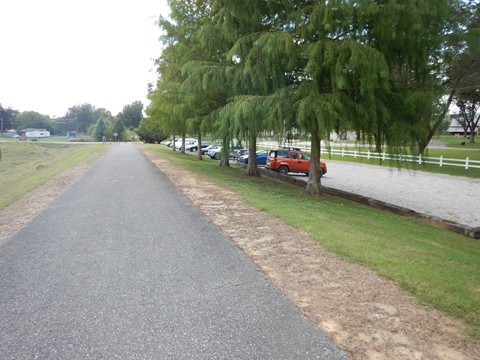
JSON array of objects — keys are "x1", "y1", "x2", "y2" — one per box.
[
  {"x1": 146, "y1": 144, "x2": 480, "y2": 340},
  {"x1": 0, "y1": 142, "x2": 108, "y2": 209}
]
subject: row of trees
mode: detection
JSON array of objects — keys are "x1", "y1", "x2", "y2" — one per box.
[
  {"x1": 147, "y1": 0, "x2": 479, "y2": 194},
  {"x1": 0, "y1": 101, "x2": 145, "y2": 141}
]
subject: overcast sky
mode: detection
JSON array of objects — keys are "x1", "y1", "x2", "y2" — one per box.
[{"x1": 0, "y1": 0, "x2": 170, "y2": 117}]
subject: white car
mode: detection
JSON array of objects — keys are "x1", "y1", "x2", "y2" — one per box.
[
  {"x1": 207, "y1": 146, "x2": 222, "y2": 159},
  {"x1": 175, "y1": 138, "x2": 197, "y2": 150},
  {"x1": 202, "y1": 144, "x2": 220, "y2": 155}
]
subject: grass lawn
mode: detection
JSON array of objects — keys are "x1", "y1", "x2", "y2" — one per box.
[
  {"x1": 146, "y1": 144, "x2": 480, "y2": 340},
  {"x1": 434, "y1": 134, "x2": 480, "y2": 149},
  {"x1": 0, "y1": 142, "x2": 108, "y2": 210}
]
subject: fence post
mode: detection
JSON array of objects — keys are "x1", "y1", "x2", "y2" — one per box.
[
  {"x1": 382, "y1": 151, "x2": 386, "y2": 161},
  {"x1": 354, "y1": 149, "x2": 357, "y2": 158},
  {"x1": 342, "y1": 148, "x2": 344, "y2": 157},
  {"x1": 418, "y1": 154, "x2": 422, "y2": 164},
  {"x1": 367, "y1": 150, "x2": 370, "y2": 159},
  {"x1": 439, "y1": 155, "x2": 443, "y2": 167},
  {"x1": 465, "y1": 157, "x2": 469, "y2": 169}
]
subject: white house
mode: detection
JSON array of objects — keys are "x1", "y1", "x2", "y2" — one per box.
[{"x1": 21, "y1": 128, "x2": 51, "y2": 138}]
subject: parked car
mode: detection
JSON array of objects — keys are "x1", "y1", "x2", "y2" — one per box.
[
  {"x1": 265, "y1": 149, "x2": 327, "y2": 176},
  {"x1": 199, "y1": 143, "x2": 210, "y2": 153},
  {"x1": 229, "y1": 146, "x2": 248, "y2": 160},
  {"x1": 237, "y1": 150, "x2": 269, "y2": 165},
  {"x1": 203, "y1": 144, "x2": 219, "y2": 155},
  {"x1": 207, "y1": 145, "x2": 247, "y2": 160},
  {"x1": 207, "y1": 146, "x2": 222, "y2": 159},
  {"x1": 175, "y1": 138, "x2": 197, "y2": 151}
]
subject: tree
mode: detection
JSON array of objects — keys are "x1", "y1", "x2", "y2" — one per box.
[
  {"x1": 211, "y1": 0, "x2": 295, "y2": 175},
  {"x1": 451, "y1": 3, "x2": 480, "y2": 143},
  {"x1": 456, "y1": 88, "x2": 480, "y2": 143},
  {"x1": 93, "y1": 118, "x2": 108, "y2": 141},
  {"x1": 118, "y1": 101, "x2": 143, "y2": 129},
  {"x1": 0, "y1": 104, "x2": 17, "y2": 132},
  {"x1": 111, "y1": 118, "x2": 126, "y2": 141},
  {"x1": 15, "y1": 111, "x2": 54, "y2": 133},
  {"x1": 137, "y1": 116, "x2": 167, "y2": 143},
  {"x1": 64, "y1": 104, "x2": 96, "y2": 133},
  {"x1": 384, "y1": 0, "x2": 476, "y2": 155},
  {"x1": 150, "y1": 0, "x2": 468, "y2": 194}
]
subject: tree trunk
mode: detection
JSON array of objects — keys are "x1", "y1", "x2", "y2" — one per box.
[
  {"x1": 418, "y1": 90, "x2": 455, "y2": 155},
  {"x1": 374, "y1": 129, "x2": 382, "y2": 153},
  {"x1": 172, "y1": 134, "x2": 176, "y2": 151},
  {"x1": 197, "y1": 132, "x2": 203, "y2": 160},
  {"x1": 306, "y1": 131, "x2": 322, "y2": 195},
  {"x1": 181, "y1": 133, "x2": 186, "y2": 153},
  {"x1": 219, "y1": 137, "x2": 230, "y2": 167},
  {"x1": 417, "y1": 136, "x2": 429, "y2": 156},
  {"x1": 246, "y1": 132, "x2": 259, "y2": 176}
]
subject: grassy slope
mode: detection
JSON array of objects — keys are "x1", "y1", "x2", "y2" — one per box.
[
  {"x1": 146, "y1": 144, "x2": 480, "y2": 339},
  {"x1": 0, "y1": 142, "x2": 107, "y2": 209}
]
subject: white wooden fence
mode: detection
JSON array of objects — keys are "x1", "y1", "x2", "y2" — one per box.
[{"x1": 257, "y1": 142, "x2": 480, "y2": 170}]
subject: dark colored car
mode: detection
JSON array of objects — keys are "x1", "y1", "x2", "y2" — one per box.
[
  {"x1": 265, "y1": 149, "x2": 327, "y2": 176},
  {"x1": 237, "y1": 150, "x2": 269, "y2": 165}
]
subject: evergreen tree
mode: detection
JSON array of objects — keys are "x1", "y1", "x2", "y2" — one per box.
[
  {"x1": 112, "y1": 118, "x2": 126, "y2": 141},
  {"x1": 94, "y1": 118, "x2": 108, "y2": 141},
  {"x1": 118, "y1": 101, "x2": 144, "y2": 129},
  {"x1": 147, "y1": 0, "x2": 469, "y2": 193}
]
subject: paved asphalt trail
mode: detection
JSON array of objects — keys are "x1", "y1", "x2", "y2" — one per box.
[{"x1": 0, "y1": 144, "x2": 345, "y2": 359}]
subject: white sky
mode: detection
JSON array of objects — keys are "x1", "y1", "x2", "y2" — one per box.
[{"x1": 0, "y1": 0, "x2": 170, "y2": 117}]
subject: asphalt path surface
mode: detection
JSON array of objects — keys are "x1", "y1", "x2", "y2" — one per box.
[
  {"x1": 0, "y1": 144, "x2": 345, "y2": 360},
  {"x1": 293, "y1": 160, "x2": 480, "y2": 228}
]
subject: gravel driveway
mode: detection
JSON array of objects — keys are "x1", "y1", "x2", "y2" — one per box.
[{"x1": 317, "y1": 161, "x2": 480, "y2": 228}]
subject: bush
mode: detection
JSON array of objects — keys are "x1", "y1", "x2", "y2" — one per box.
[{"x1": 137, "y1": 117, "x2": 167, "y2": 143}]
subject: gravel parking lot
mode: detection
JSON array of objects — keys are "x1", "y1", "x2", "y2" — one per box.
[{"x1": 317, "y1": 160, "x2": 480, "y2": 228}]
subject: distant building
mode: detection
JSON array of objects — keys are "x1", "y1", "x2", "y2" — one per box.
[
  {"x1": 20, "y1": 128, "x2": 51, "y2": 138},
  {"x1": 3, "y1": 129, "x2": 18, "y2": 137},
  {"x1": 447, "y1": 116, "x2": 478, "y2": 136}
]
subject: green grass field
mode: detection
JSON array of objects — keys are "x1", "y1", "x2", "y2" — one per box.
[
  {"x1": 434, "y1": 134, "x2": 480, "y2": 149},
  {"x1": 146, "y1": 144, "x2": 480, "y2": 340},
  {"x1": 0, "y1": 142, "x2": 108, "y2": 209}
]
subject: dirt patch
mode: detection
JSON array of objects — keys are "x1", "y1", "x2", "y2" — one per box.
[{"x1": 141, "y1": 147, "x2": 480, "y2": 360}]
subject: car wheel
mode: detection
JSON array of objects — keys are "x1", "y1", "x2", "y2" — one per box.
[
  {"x1": 192, "y1": 146, "x2": 197, "y2": 151},
  {"x1": 214, "y1": 152, "x2": 221, "y2": 160},
  {"x1": 279, "y1": 165, "x2": 289, "y2": 175}
]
